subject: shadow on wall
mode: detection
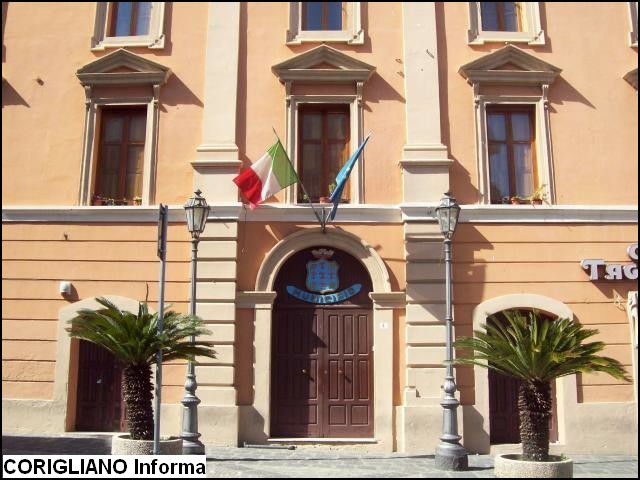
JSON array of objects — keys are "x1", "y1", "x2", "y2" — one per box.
[
  {"x1": 435, "y1": 3, "x2": 480, "y2": 205},
  {"x1": 2, "y1": 80, "x2": 29, "y2": 108}
]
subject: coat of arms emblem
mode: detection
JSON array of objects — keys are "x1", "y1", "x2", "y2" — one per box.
[{"x1": 306, "y1": 248, "x2": 339, "y2": 294}]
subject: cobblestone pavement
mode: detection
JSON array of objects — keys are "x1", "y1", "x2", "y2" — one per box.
[{"x1": 2, "y1": 435, "x2": 638, "y2": 478}]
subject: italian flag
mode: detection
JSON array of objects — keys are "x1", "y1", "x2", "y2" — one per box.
[{"x1": 233, "y1": 139, "x2": 299, "y2": 209}]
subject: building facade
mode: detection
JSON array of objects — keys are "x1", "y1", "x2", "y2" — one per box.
[{"x1": 2, "y1": 2, "x2": 638, "y2": 454}]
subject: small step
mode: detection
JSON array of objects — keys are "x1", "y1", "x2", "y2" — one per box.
[{"x1": 268, "y1": 438, "x2": 378, "y2": 444}]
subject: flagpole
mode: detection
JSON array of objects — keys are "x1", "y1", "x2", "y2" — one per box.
[{"x1": 271, "y1": 127, "x2": 328, "y2": 231}]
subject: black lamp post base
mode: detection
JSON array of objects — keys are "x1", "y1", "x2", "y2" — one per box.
[{"x1": 435, "y1": 443, "x2": 468, "y2": 471}]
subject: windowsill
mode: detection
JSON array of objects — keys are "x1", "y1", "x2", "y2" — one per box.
[
  {"x1": 468, "y1": 31, "x2": 545, "y2": 46},
  {"x1": 287, "y1": 32, "x2": 363, "y2": 45},
  {"x1": 91, "y1": 35, "x2": 165, "y2": 51}
]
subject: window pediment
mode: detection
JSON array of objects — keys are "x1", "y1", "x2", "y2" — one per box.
[
  {"x1": 459, "y1": 45, "x2": 560, "y2": 86},
  {"x1": 76, "y1": 49, "x2": 172, "y2": 87},
  {"x1": 272, "y1": 44, "x2": 375, "y2": 83}
]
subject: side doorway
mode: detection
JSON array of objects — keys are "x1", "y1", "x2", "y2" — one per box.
[
  {"x1": 75, "y1": 339, "x2": 126, "y2": 432},
  {"x1": 488, "y1": 311, "x2": 558, "y2": 444}
]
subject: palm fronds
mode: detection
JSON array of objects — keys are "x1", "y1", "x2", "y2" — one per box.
[
  {"x1": 454, "y1": 309, "x2": 629, "y2": 383},
  {"x1": 67, "y1": 296, "x2": 216, "y2": 366}
]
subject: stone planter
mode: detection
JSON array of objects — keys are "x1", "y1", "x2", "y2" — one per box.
[
  {"x1": 494, "y1": 453, "x2": 573, "y2": 478},
  {"x1": 111, "y1": 433, "x2": 183, "y2": 455}
]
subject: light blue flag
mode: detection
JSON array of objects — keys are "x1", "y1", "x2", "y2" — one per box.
[{"x1": 328, "y1": 134, "x2": 371, "y2": 220}]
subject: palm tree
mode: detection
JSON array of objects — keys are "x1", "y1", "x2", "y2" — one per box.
[
  {"x1": 67, "y1": 297, "x2": 216, "y2": 440},
  {"x1": 454, "y1": 309, "x2": 628, "y2": 461}
]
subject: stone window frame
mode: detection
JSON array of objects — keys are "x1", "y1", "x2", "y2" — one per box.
[
  {"x1": 91, "y1": 2, "x2": 166, "y2": 51},
  {"x1": 285, "y1": 94, "x2": 364, "y2": 205},
  {"x1": 272, "y1": 45, "x2": 375, "y2": 205},
  {"x1": 467, "y1": 2, "x2": 545, "y2": 45},
  {"x1": 475, "y1": 94, "x2": 555, "y2": 205},
  {"x1": 629, "y1": 2, "x2": 638, "y2": 47},
  {"x1": 76, "y1": 50, "x2": 171, "y2": 206},
  {"x1": 287, "y1": 2, "x2": 364, "y2": 45}
]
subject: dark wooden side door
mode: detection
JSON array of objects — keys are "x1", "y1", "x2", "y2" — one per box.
[
  {"x1": 271, "y1": 307, "x2": 373, "y2": 438},
  {"x1": 76, "y1": 340, "x2": 126, "y2": 432},
  {"x1": 489, "y1": 369, "x2": 521, "y2": 444}
]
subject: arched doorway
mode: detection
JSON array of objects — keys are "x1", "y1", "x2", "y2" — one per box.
[{"x1": 270, "y1": 246, "x2": 374, "y2": 438}]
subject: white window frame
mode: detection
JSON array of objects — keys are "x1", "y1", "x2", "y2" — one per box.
[
  {"x1": 285, "y1": 95, "x2": 363, "y2": 205},
  {"x1": 287, "y1": 2, "x2": 364, "y2": 45},
  {"x1": 467, "y1": 2, "x2": 545, "y2": 45},
  {"x1": 79, "y1": 97, "x2": 159, "y2": 206},
  {"x1": 91, "y1": 2, "x2": 166, "y2": 51},
  {"x1": 474, "y1": 94, "x2": 555, "y2": 205},
  {"x1": 629, "y1": 2, "x2": 638, "y2": 47}
]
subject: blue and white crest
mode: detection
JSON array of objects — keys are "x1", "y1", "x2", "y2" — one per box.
[{"x1": 306, "y1": 249, "x2": 339, "y2": 293}]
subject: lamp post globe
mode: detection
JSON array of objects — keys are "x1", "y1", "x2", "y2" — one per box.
[
  {"x1": 181, "y1": 189, "x2": 210, "y2": 455},
  {"x1": 434, "y1": 192, "x2": 468, "y2": 471}
]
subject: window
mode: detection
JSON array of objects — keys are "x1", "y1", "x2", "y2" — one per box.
[
  {"x1": 468, "y1": 2, "x2": 545, "y2": 45},
  {"x1": 93, "y1": 108, "x2": 147, "y2": 205},
  {"x1": 298, "y1": 104, "x2": 350, "y2": 203},
  {"x1": 92, "y1": 2, "x2": 166, "y2": 50},
  {"x1": 480, "y1": 2, "x2": 521, "y2": 32},
  {"x1": 486, "y1": 106, "x2": 537, "y2": 204},
  {"x1": 287, "y1": 2, "x2": 363, "y2": 44},
  {"x1": 109, "y1": 2, "x2": 152, "y2": 37},
  {"x1": 302, "y1": 2, "x2": 344, "y2": 31},
  {"x1": 629, "y1": 2, "x2": 638, "y2": 47}
]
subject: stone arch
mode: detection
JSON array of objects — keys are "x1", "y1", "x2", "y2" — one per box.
[
  {"x1": 256, "y1": 227, "x2": 391, "y2": 294},
  {"x1": 55, "y1": 296, "x2": 149, "y2": 430},
  {"x1": 243, "y1": 228, "x2": 401, "y2": 451},
  {"x1": 465, "y1": 294, "x2": 574, "y2": 453}
]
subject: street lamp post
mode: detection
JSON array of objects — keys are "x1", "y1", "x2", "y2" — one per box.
[
  {"x1": 181, "y1": 189, "x2": 210, "y2": 455},
  {"x1": 434, "y1": 192, "x2": 468, "y2": 471}
]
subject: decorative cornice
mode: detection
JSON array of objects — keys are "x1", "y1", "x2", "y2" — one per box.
[
  {"x1": 369, "y1": 292, "x2": 406, "y2": 309},
  {"x1": 1, "y1": 205, "x2": 243, "y2": 223},
  {"x1": 272, "y1": 44, "x2": 375, "y2": 84},
  {"x1": 76, "y1": 49, "x2": 172, "y2": 87},
  {"x1": 236, "y1": 291, "x2": 278, "y2": 308},
  {"x1": 3, "y1": 205, "x2": 637, "y2": 224},
  {"x1": 459, "y1": 44, "x2": 561, "y2": 86}
]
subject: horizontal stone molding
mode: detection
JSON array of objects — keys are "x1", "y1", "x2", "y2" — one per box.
[
  {"x1": 236, "y1": 291, "x2": 278, "y2": 309},
  {"x1": 369, "y1": 292, "x2": 406, "y2": 309},
  {"x1": 195, "y1": 303, "x2": 236, "y2": 322},
  {"x1": 3, "y1": 205, "x2": 637, "y2": 224}
]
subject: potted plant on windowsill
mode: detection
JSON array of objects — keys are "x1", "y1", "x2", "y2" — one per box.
[
  {"x1": 454, "y1": 310, "x2": 629, "y2": 478},
  {"x1": 526, "y1": 184, "x2": 548, "y2": 205},
  {"x1": 67, "y1": 297, "x2": 216, "y2": 454},
  {"x1": 133, "y1": 196, "x2": 143, "y2": 206},
  {"x1": 509, "y1": 195, "x2": 527, "y2": 205}
]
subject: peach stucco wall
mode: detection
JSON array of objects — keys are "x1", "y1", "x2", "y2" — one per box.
[
  {"x1": 238, "y1": 2, "x2": 405, "y2": 205},
  {"x1": 2, "y1": 222, "x2": 192, "y2": 403},
  {"x1": 2, "y1": 2, "x2": 207, "y2": 206},
  {"x1": 453, "y1": 223, "x2": 638, "y2": 404},
  {"x1": 440, "y1": 2, "x2": 638, "y2": 205}
]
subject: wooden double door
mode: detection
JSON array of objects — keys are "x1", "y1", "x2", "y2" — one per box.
[
  {"x1": 75, "y1": 340, "x2": 127, "y2": 432},
  {"x1": 271, "y1": 307, "x2": 374, "y2": 438}
]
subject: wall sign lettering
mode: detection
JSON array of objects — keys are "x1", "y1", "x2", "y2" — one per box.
[{"x1": 581, "y1": 243, "x2": 638, "y2": 281}]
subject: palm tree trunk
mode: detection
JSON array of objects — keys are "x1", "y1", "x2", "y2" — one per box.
[
  {"x1": 122, "y1": 364, "x2": 154, "y2": 440},
  {"x1": 518, "y1": 380, "x2": 552, "y2": 461}
]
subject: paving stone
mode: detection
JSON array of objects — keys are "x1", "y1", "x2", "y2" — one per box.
[{"x1": 2, "y1": 435, "x2": 637, "y2": 478}]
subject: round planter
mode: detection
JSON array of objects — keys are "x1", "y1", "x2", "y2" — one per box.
[
  {"x1": 494, "y1": 453, "x2": 573, "y2": 478},
  {"x1": 111, "y1": 433, "x2": 183, "y2": 455}
]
